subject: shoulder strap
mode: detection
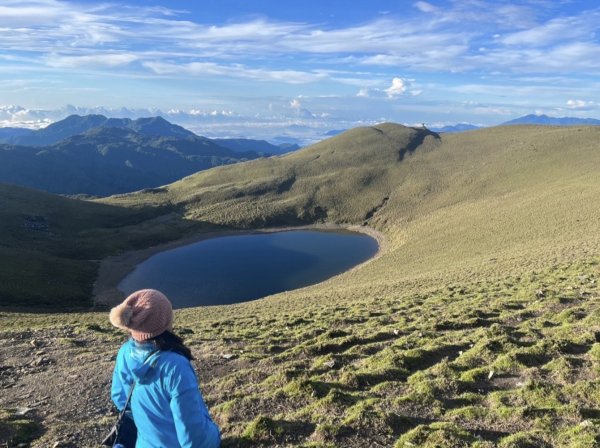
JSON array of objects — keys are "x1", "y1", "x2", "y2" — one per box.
[{"x1": 119, "y1": 381, "x2": 135, "y2": 418}]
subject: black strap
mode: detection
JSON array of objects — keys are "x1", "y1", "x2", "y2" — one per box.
[{"x1": 120, "y1": 381, "x2": 136, "y2": 417}]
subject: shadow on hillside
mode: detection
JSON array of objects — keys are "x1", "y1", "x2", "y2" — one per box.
[{"x1": 398, "y1": 127, "x2": 441, "y2": 161}]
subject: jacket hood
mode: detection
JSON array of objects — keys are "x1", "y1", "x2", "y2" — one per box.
[{"x1": 127, "y1": 339, "x2": 161, "y2": 382}]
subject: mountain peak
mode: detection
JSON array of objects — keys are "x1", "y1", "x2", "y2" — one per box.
[
  {"x1": 128, "y1": 116, "x2": 196, "y2": 138},
  {"x1": 2, "y1": 114, "x2": 197, "y2": 146}
]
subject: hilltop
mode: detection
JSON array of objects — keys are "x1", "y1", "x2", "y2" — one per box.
[{"x1": 1, "y1": 123, "x2": 599, "y2": 447}]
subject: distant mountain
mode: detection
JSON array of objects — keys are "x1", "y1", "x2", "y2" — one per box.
[
  {"x1": 324, "y1": 129, "x2": 346, "y2": 137},
  {"x1": 269, "y1": 135, "x2": 306, "y2": 148},
  {"x1": 0, "y1": 127, "x2": 263, "y2": 196},
  {"x1": 211, "y1": 138, "x2": 300, "y2": 155},
  {"x1": 5, "y1": 114, "x2": 109, "y2": 146},
  {"x1": 0, "y1": 127, "x2": 35, "y2": 141},
  {"x1": 2, "y1": 114, "x2": 196, "y2": 146},
  {"x1": 502, "y1": 114, "x2": 600, "y2": 126},
  {"x1": 431, "y1": 123, "x2": 481, "y2": 133},
  {"x1": 107, "y1": 116, "x2": 196, "y2": 139},
  {"x1": 277, "y1": 143, "x2": 302, "y2": 153}
]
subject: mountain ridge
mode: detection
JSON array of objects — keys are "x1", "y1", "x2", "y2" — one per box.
[
  {"x1": 0, "y1": 127, "x2": 264, "y2": 196},
  {"x1": 502, "y1": 113, "x2": 600, "y2": 126},
  {"x1": 0, "y1": 114, "x2": 196, "y2": 146}
]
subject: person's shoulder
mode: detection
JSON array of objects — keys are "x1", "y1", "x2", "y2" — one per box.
[
  {"x1": 117, "y1": 338, "x2": 135, "y2": 355},
  {"x1": 156, "y1": 351, "x2": 196, "y2": 385},
  {"x1": 157, "y1": 350, "x2": 193, "y2": 370}
]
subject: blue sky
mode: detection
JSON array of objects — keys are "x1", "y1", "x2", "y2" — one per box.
[{"x1": 1, "y1": 0, "x2": 599, "y2": 140}]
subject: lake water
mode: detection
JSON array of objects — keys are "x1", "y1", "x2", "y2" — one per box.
[{"x1": 119, "y1": 230, "x2": 378, "y2": 308}]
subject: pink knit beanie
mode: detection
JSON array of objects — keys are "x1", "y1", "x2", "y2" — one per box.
[{"x1": 109, "y1": 289, "x2": 173, "y2": 341}]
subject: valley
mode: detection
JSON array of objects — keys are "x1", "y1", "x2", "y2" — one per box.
[{"x1": 0, "y1": 123, "x2": 599, "y2": 447}]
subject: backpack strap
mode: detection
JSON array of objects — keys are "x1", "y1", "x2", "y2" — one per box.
[{"x1": 119, "y1": 381, "x2": 136, "y2": 417}]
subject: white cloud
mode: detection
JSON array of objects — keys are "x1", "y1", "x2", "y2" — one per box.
[
  {"x1": 289, "y1": 99, "x2": 315, "y2": 118},
  {"x1": 385, "y1": 78, "x2": 407, "y2": 97},
  {"x1": 355, "y1": 77, "x2": 422, "y2": 99},
  {"x1": 465, "y1": 41, "x2": 600, "y2": 73},
  {"x1": 500, "y1": 12, "x2": 599, "y2": 47},
  {"x1": 414, "y1": 1, "x2": 438, "y2": 13},
  {"x1": 473, "y1": 106, "x2": 513, "y2": 116},
  {"x1": 142, "y1": 61, "x2": 223, "y2": 76},
  {"x1": 566, "y1": 99, "x2": 597, "y2": 111},
  {"x1": 143, "y1": 60, "x2": 325, "y2": 84},
  {"x1": 46, "y1": 53, "x2": 138, "y2": 68},
  {"x1": 0, "y1": 0, "x2": 598, "y2": 84}
]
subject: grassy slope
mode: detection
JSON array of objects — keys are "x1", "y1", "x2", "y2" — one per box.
[
  {"x1": 1, "y1": 123, "x2": 600, "y2": 446},
  {"x1": 0, "y1": 183, "x2": 215, "y2": 308}
]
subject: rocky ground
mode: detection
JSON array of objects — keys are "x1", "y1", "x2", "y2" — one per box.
[{"x1": 0, "y1": 326, "x2": 118, "y2": 447}]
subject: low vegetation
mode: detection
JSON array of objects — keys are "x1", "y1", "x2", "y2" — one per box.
[{"x1": 0, "y1": 123, "x2": 599, "y2": 446}]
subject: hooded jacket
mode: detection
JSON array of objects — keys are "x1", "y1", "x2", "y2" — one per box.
[{"x1": 111, "y1": 338, "x2": 221, "y2": 448}]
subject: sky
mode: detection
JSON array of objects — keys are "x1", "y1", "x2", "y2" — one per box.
[{"x1": 1, "y1": 0, "x2": 599, "y2": 142}]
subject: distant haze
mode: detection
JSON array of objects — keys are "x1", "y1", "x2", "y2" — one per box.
[{"x1": 2, "y1": 106, "x2": 600, "y2": 145}]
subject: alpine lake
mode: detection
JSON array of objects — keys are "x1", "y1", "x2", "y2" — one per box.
[{"x1": 119, "y1": 230, "x2": 379, "y2": 308}]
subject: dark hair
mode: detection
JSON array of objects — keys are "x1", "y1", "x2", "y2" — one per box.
[{"x1": 150, "y1": 330, "x2": 194, "y2": 361}]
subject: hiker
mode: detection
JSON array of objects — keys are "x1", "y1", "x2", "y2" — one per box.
[{"x1": 109, "y1": 289, "x2": 221, "y2": 448}]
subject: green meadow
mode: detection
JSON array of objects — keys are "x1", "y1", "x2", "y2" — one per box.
[{"x1": 1, "y1": 123, "x2": 599, "y2": 446}]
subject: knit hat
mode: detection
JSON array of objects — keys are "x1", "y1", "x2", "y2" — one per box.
[{"x1": 109, "y1": 289, "x2": 173, "y2": 341}]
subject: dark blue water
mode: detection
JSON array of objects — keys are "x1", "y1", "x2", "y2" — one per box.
[{"x1": 119, "y1": 230, "x2": 378, "y2": 308}]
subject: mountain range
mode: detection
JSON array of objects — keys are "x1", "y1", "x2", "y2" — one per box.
[
  {"x1": 501, "y1": 113, "x2": 600, "y2": 126},
  {"x1": 432, "y1": 114, "x2": 600, "y2": 133},
  {"x1": 0, "y1": 114, "x2": 298, "y2": 195},
  {"x1": 0, "y1": 114, "x2": 195, "y2": 146},
  {"x1": 430, "y1": 123, "x2": 481, "y2": 133}
]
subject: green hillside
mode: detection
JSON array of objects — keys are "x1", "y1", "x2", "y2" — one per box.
[
  {"x1": 0, "y1": 183, "x2": 215, "y2": 308},
  {"x1": 1, "y1": 123, "x2": 599, "y2": 447}
]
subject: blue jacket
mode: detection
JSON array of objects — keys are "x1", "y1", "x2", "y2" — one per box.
[{"x1": 111, "y1": 338, "x2": 221, "y2": 448}]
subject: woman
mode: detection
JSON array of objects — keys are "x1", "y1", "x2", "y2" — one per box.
[{"x1": 109, "y1": 289, "x2": 220, "y2": 448}]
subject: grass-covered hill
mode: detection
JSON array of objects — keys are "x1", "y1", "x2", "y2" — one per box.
[
  {"x1": 108, "y1": 123, "x2": 599, "y2": 281},
  {"x1": 1, "y1": 123, "x2": 600, "y2": 447},
  {"x1": 0, "y1": 182, "x2": 219, "y2": 308}
]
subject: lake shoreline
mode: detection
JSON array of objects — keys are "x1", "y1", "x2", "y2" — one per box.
[{"x1": 92, "y1": 223, "x2": 385, "y2": 308}]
